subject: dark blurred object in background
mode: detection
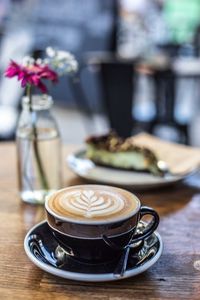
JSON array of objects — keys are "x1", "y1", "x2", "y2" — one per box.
[{"x1": 114, "y1": 0, "x2": 200, "y2": 144}]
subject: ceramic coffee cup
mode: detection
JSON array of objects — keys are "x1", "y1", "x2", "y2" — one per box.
[{"x1": 45, "y1": 185, "x2": 159, "y2": 262}]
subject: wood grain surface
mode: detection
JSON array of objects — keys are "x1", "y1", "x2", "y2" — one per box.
[{"x1": 0, "y1": 143, "x2": 200, "y2": 300}]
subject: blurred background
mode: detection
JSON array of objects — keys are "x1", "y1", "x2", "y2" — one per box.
[{"x1": 1, "y1": 0, "x2": 200, "y2": 145}]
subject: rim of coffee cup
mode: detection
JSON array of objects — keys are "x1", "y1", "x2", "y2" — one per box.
[{"x1": 45, "y1": 185, "x2": 141, "y2": 225}]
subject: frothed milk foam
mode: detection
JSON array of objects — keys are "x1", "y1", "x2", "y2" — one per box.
[{"x1": 46, "y1": 185, "x2": 140, "y2": 223}]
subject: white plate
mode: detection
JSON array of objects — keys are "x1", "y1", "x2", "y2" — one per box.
[{"x1": 67, "y1": 150, "x2": 195, "y2": 189}]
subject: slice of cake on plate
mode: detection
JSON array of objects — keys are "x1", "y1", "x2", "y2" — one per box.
[{"x1": 85, "y1": 132, "x2": 163, "y2": 176}]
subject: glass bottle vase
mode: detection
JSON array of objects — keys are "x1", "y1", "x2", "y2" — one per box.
[{"x1": 16, "y1": 94, "x2": 62, "y2": 204}]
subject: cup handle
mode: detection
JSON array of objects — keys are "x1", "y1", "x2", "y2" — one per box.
[
  {"x1": 102, "y1": 206, "x2": 159, "y2": 250},
  {"x1": 130, "y1": 206, "x2": 159, "y2": 244}
]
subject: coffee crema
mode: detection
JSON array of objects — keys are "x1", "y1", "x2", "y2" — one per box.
[{"x1": 46, "y1": 185, "x2": 140, "y2": 223}]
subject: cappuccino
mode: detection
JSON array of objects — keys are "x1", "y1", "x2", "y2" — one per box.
[{"x1": 46, "y1": 185, "x2": 140, "y2": 223}]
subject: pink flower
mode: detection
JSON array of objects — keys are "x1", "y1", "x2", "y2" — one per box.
[{"x1": 5, "y1": 60, "x2": 58, "y2": 93}]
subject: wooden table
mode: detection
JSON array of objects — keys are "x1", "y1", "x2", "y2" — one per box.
[{"x1": 1, "y1": 143, "x2": 200, "y2": 300}]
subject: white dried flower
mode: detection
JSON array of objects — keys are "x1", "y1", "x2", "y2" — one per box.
[
  {"x1": 22, "y1": 56, "x2": 35, "y2": 66},
  {"x1": 22, "y1": 56, "x2": 48, "y2": 67},
  {"x1": 43, "y1": 58, "x2": 50, "y2": 65},
  {"x1": 46, "y1": 47, "x2": 78, "y2": 75},
  {"x1": 35, "y1": 58, "x2": 42, "y2": 65},
  {"x1": 46, "y1": 47, "x2": 56, "y2": 58}
]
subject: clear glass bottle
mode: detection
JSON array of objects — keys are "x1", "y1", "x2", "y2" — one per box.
[{"x1": 16, "y1": 94, "x2": 61, "y2": 204}]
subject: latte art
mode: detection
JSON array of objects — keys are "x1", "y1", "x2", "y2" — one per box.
[
  {"x1": 46, "y1": 185, "x2": 140, "y2": 223},
  {"x1": 59, "y1": 190, "x2": 124, "y2": 218}
]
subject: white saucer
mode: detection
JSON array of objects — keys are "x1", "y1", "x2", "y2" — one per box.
[
  {"x1": 67, "y1": 150, "x2": 193, "y2": 189},
  {"x1": 24, "y1": 221, "x2": 163, "y2": 282}
]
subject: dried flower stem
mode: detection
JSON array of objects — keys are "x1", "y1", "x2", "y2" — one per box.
[{"x1": 26, "y1": 85, "x2": 49, "y2": 191}]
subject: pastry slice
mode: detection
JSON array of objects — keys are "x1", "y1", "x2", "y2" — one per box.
[{"x1": 85, "y1": 132, "x2": 163, "y2": 176}]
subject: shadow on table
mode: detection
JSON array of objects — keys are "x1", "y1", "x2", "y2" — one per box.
[{"x1": 20, "y1": 201, "x2": 45, "y2": 231}]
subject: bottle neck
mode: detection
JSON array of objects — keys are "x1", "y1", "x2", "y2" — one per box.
[{"x1": 22, "y1": 94, "x2": 53, "y2": 111}]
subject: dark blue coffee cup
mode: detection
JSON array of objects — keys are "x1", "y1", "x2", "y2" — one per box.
[{"x1": 45, "y1": 186, "x2": 159, "y2": 263}]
